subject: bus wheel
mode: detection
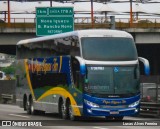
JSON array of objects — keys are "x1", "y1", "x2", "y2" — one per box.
[
  {"x1": 26, "y1": 101, "x2": 31, "y2": 115},
  {"x1": 23, "y1": 95, "x2": 27, "y2": 111},
  {"x1": 114, "y1": 116, "x2": 124, "y2": 121},
  {"x1": 68, "y1": 102, "x2": 77, "y2": 121},
  {"x1": 30, "y1": 99, "x2": 35, "y2": 115},
  {"x1": 60, "y1": 101, "x2": 67, "y2": 119},
  {"x1": 23, "y1": 99, "x2": 27, "y2": 111},
  {"x1": 27, "y1": 98, "x2": 37, "y2": 115}
]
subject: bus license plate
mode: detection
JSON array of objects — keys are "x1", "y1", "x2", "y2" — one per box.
[{"x1": 110, "y1": 111, "x2": 119, "y2": 114}]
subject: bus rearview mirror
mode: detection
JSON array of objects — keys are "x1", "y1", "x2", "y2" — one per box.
[{"x1": 138, "y1": 57, "x2": 150, "y2": 76}]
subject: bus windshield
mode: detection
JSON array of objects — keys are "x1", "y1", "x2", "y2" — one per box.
[
  {"x1": 84, "y1": 66, "x2": 140, "y2": 97},
  {"x1": 81, "y1": 37, "x2": 138, "y2": 61}
]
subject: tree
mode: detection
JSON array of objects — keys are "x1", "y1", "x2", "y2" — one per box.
[{"x1": 1, "y1": 66, "x2": 16, "y2": 75}]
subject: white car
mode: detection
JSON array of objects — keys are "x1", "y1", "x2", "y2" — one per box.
[{"x1": 0, "y1": 71, "x2": 6, "y2": 80}]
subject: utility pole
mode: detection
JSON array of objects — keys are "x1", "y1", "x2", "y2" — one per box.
[
  {"x1": 136, "y1": 0, "x2": 138, "y2": 21},
  {"x1": 4, "y1": 11, "x2": 6, "y2": 22},
  {"x1": 110, "y1": 16, "x2": 115, "y2": 29},
  {"x1": 91, "y1": 0, "x2": 94, "y2": 28},
  {"x1": 7, "y1": 0, "x2": 11, "y2": 27},
  {"x1": 130, "y1": 0, "x2": 133, "y2": 27},
  {"x1": 50, "y1": 0, "x2": 52, "y2": 7}
]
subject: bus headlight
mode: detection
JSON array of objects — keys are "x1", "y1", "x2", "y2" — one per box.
[
  {"x1": 84, "y1": 99, "x2": 99, "y2": 108},
  {"x1": 128, "y1": 100, "x2": 140, "y2": 108}
]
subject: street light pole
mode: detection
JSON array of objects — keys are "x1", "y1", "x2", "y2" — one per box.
[
  {"x1": 91, "y1": 0, "x2": 94, "y2": 28},
  {"x1": 130, "y1": 0, "x2": 133, "y2": 27},
  {"x1": 4, "y1": 11, "x2": 7, "y2": 22},
  {"x1": 7, "y1": 0, "x2": 11, "y2": 27},
  {"x1": 50, "y1": 0, "x2": 52, "y2": 7}
]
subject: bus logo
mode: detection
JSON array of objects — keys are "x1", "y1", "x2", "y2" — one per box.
[
  {"x1": 114, "y1": 67, "x2": 119, "y2": 72},
  {"x1": 52, "y1": 58, "x2": 59, "y2": 72}
]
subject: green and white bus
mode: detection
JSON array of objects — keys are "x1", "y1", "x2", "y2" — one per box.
[{"x1": 16, "y1": 29, "x2": 150, "y2": 120}]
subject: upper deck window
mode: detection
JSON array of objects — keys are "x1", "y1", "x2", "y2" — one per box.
[
  {"x1": 16, "y1": 36, "x2": 80, "y2": 59},
  {"x1": 81, "y1": 37, "x2": 138, "y2": 61}
]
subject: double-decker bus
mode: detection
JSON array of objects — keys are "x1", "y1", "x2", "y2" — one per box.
[{"x1": 16, "y1": 29, "x2": 150, "y2": 121}]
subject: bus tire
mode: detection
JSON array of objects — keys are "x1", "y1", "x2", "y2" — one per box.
[
  {"x1": 30, "y1": 99, "x2": 37, "y2": 115},
  {"x1": 27, "y1": 97, "x2": 38, "y2": 115},
  {"x1": 59, "y1": 99, "x2": 67, "y2": 119},
  {"x1": 114, "y1": 116, "x2": 124, "y2": 121},
  {"x1": 61, "y1": 101, "x2": 67, "y2": 119},
  {"x1": 68, "y1": 101, "x2": 77, "y2": 121},
  {"x1": 26, "y1": 101, "x2": 31, "y2": 115},
  {"x1": 58, "y1": 99, "x2": 62, "y2": 117},
  {"x1": 23, "y1": 95, "x2": 27, "y2": 111}
]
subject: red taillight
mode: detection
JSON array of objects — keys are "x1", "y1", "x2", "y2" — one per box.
[{"x1": 146, "y1": 96, "x2": 151, "y2": 101}]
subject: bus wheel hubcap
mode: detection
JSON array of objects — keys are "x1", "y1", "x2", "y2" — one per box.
[
  {"x1": 30, "y1": 101, "x2": 34, "y2": 114},
  {"x1": 61, "y1": 104, "x2": 66, "y2": 116},
  {"x1": 69, "y1": 105, "x2": 73, "y2": 119},
  {"x1": 31, "y1": 104, "x2": 34, "y2": 113}
]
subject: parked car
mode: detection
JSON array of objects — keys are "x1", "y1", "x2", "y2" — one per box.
[
  {"x1": 0, "y1": 19, "x2": 5, "y2": 23},
  {"x1": 0, "y1": 71, "x2": 6, "y2": 80},
  {"x1": 140, "y1": 83, "x2": 160, "y2": 117},
  {"x1": 141, "y1": 83, "x2": 160, "y2": 102}
]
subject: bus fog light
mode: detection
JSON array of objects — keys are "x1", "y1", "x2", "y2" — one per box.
[
  {"x1": 135, "y1": 109, "x2": 138, "y2": 113},
  {"x1": 87, "y1": 109, "x2": 92, "y2": 113}
]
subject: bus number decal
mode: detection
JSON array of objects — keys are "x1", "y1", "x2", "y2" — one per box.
[{"x1": 91, "y1": 67, "x2": 104, "y2": 71}]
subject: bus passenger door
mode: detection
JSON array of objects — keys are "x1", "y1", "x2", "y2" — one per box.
[{"x1": 71, "y1": 57, "x2": 82, "y2": 90}]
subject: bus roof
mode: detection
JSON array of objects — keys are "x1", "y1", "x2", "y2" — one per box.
[{"x1": 17, "y1": 29, "x2": 133, "y2": 45}]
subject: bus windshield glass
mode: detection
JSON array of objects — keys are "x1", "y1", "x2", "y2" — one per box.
[
  {"x1": 81, "y1": 37, "x2": 138, "y2": 61},
  {"x1": 85, "y1": 66, "x2": 140, "y2": 96}
]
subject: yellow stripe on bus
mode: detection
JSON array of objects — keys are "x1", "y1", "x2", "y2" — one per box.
[
  {"x1": 37, "y1": 87, "x2": 81, "y2": 116},
  {"x1": 59, "y1": 56, "x2": 62, "y2": 73},
  {"x1": 24, "y1": 59, "x2": 36, "y2": 100}
]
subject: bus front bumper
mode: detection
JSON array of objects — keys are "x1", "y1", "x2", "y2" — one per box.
[
  {"x1": 83, "y1": 94, "x2": 140, "y2": 117},
  {"x1": 83, "y1": 107, "x2": 139, "y2": 117}
]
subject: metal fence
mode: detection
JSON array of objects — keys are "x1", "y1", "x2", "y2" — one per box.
[
  {"x1": 0, "y1": 17, "x2": 160, "y2": 29},
  {"x1": 0, "y1": 80, "x2": 16, "y2": 104}
]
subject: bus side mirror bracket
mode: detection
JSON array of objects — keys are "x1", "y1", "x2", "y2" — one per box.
[
  {"x1": 75, "y1": 56, "x2": 86, "y2": 75},
  {"x1": 138, "y1": 57, "x2": 150, "y2": 76}
]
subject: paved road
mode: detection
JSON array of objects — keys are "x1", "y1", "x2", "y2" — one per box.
[{"x1": 0, "y1": 104, "x2": 159, "y2": 129}]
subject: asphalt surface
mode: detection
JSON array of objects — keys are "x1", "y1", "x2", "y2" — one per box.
[{"x1": 0, "y1": 104, "x2": 159, "y2": 129}]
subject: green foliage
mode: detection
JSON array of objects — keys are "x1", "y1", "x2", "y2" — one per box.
[{"x1": 1, "y1": 66, "x2": 16, "y2": 74}]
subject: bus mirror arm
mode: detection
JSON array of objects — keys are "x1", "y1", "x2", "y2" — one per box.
[
  {"x1": 138, "y1": 57, "x2": 150, "y2": 76},
  {"x1": 75, "y1": 56, "x2": 86, "y2": 76}
]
